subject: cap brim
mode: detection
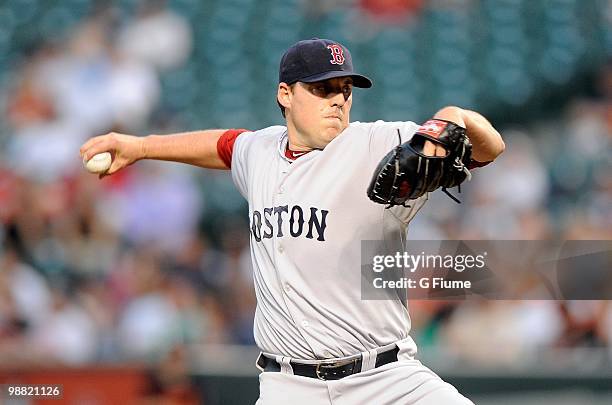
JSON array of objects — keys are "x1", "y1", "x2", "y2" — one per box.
[{"x1": 299, "y1": 70, "x2": 373, "y2": 88}]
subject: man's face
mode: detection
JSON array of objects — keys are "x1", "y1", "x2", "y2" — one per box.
[{"x1": 281, "y1": 77, "x2": 353, "y2": 149}]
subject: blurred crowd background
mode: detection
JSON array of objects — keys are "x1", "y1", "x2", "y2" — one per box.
[{"x1": 0, "y1": 0, "x2": 611, "y2": 402}]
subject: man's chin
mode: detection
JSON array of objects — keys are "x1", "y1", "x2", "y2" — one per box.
[
  {"x1": 325, "y1": 124, "x2": 346, "y2": 137},
  {"x1": 312, "y1": 125, "x2": 346, "y2": 148},
  {"x1": 321, "y1": 129, "x2": 341, "y2": 142}
]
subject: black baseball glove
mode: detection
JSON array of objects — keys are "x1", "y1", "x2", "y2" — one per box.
[{"x1": 367, "y1": 119, "x2": 472, "y2": 207}]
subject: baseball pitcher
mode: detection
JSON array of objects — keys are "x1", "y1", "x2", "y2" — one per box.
[{"x1": 80, "y1": 38, "x2": 504, "y2": 404}]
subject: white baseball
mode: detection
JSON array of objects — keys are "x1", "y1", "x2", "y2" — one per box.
[{"x1": 84, "y1": 152, "x2": 112, "y2": 174}]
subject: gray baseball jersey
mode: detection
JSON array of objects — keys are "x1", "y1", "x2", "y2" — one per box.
[{"x1": 231, "y1": 120, "x2": 427, "y2": 360}]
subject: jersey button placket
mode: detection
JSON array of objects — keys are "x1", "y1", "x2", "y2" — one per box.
[
  {"x1": 278, "y1": 163, "x2": 289, "y2": 194},
  {"x1": 273, "y1": 165, "x2": 307, "y2": 341}
]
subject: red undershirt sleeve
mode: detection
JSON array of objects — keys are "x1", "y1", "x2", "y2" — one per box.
[{"x1": 216, "y1": 129, "x2": 249, "y2": 169}]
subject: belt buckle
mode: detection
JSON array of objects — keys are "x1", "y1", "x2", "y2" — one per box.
[{"x1": 315, "y1": 357, "x2": 358, "y2": 380}]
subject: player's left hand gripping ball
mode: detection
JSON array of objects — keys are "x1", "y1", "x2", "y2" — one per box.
[{"x1": 367, "y1": 119, "x2": 472, "y2": 206}]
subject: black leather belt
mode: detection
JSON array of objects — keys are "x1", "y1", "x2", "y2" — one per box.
[{"x1": 257, "y1": 346, "x2": 400, "y2": 381}]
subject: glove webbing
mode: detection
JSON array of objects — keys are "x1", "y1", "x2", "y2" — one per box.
[{"x1": 441, "y1": 138, "x2": 472, "y2": 203}]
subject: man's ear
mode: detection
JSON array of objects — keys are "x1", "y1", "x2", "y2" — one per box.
[{"x1": 277, "y1": 82, "x2": 292, "y2": 109}]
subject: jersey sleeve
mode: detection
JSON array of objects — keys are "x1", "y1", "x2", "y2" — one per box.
[
  {"x1": 227, "y1": 130, "x2": 253, "y2": 198},
  {"x1": 367, "y1": 120, "x2": 420, "y2": 162}
]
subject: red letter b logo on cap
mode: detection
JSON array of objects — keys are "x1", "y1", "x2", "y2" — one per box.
[{"x1": 327, "y1": 44, "x2": 345, "y2": 65}]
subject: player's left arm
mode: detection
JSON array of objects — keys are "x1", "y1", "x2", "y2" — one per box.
[{"x1": 432, "y1": 106, "x2": 505, "y2": 163}]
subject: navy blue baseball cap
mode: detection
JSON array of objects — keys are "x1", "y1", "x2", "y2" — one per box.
[{"x1": 279, "y1": 38, "x2": 373, "y2": 88}]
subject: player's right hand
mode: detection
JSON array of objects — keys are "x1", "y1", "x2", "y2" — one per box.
[{"x1": 79, "y1": 132, "x2": 146, "y2": 178}]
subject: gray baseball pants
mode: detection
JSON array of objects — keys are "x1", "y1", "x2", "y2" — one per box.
[{"x1": 256, "y1": 339, "x2": 474, "y2": 405}]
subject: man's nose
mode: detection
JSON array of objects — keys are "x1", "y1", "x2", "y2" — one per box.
[{"x1": 330, "y1": 91, "x2": 346, "y2": 107}]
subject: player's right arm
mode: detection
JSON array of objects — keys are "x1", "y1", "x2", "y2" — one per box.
[{"x1": 79, "y1": 129, "x2": 231, "y2": 175}]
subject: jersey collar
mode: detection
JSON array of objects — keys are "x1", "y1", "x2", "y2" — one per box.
[
  {"x1": 278, "y1": 131, "x2": 293, "y2": 163},
  {"x1": 278, "y1": 130, "x2": 314, "y2": 163}
]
